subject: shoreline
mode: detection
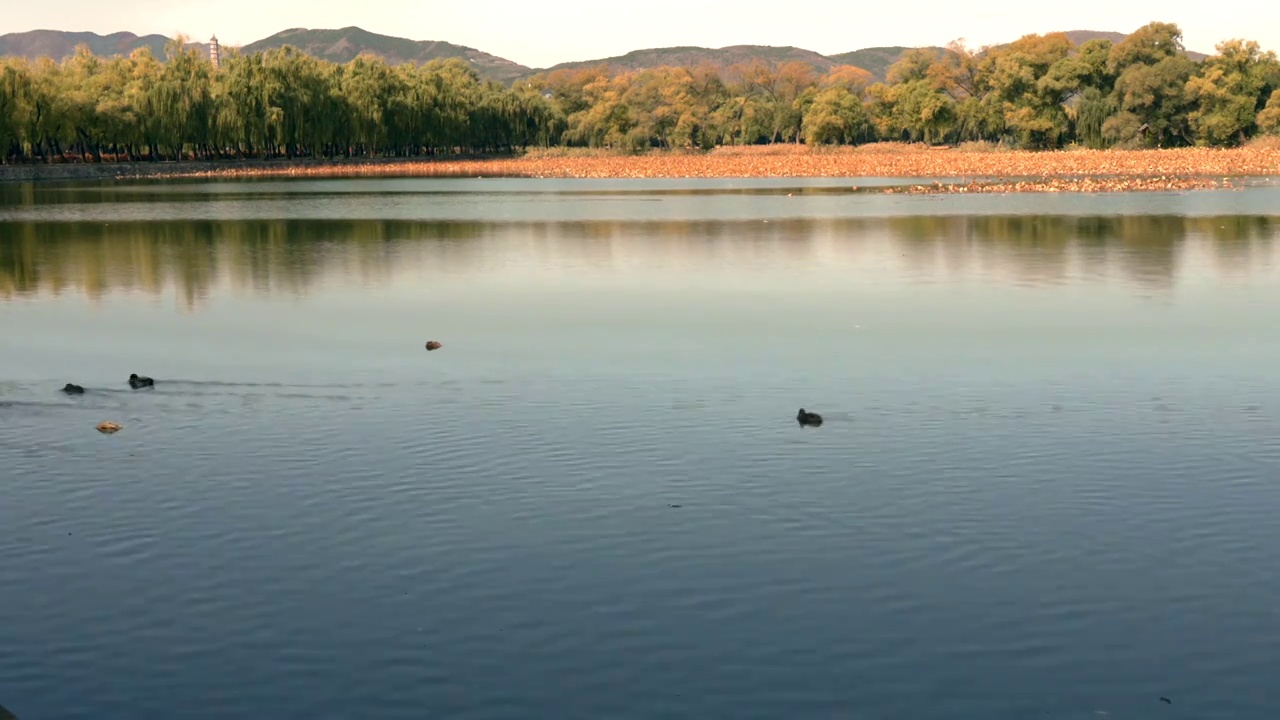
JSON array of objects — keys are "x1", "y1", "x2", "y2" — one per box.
[{"x1": 2, "y1": 144, "x2": 1278, "y2": 193}]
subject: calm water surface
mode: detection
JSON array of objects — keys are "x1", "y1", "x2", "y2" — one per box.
[{"x1": 2, "y1": 177, "x2": 1279, "y2": 719}]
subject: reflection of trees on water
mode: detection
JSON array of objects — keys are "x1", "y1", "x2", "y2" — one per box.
[
  {"x1": 0, "y1": 215, "x2": 1276, "y2": 307},
  {"x1": 884, "y1": 215, "x2": 1277, "y2": 292},
  {"x1": 1196, "y1": 216, "x2": 1279, "y2": 279},
  {"x1": 891, "y1": 216, "x2": 1080, "y2": 288},
  {"x1": 0, "y1": 220, "x2": 491, "y2": 308}
]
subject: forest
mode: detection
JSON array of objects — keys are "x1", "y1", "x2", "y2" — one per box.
[{"x1": 2, "y1": 21, "x2": 1280, "y2": 163}]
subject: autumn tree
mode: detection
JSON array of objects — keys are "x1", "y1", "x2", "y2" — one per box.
[
  {"x1": 1258, "y1": 90, "x2": 1280, "y2": 134},
  {"x1": 1104, "y1": 22, "x2": 1197, "y2": 146},
  {"x1": 1186, "y1": 39, "x2": 1280, "y2": 145},
  {"x1": 802, "y1": 86, "x2": 872, "y2": 144}
]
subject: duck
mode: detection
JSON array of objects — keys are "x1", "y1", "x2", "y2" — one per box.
[
  {"x1": 96, "y1": 421, "x2": 123, "y2": 434},
  {"x1": 797, "y1": 408, "x2": 823, "y2": 427},
  {"x1": 128, "y1": 373, "x2": 154, "y2": 389},
  {"x1": 425, "y1": 341, "x2": 443, "y2": 351},
  {"x1": 62, "y1": 383, "x2": 85, "y2": 394}
]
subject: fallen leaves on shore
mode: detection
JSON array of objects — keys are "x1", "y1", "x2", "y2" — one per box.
[
  {"x1": 159, "y1": 144, "x2": 1280, "y2": 194},
  {"x1": 886, "y1": 176, "x2": 1235, "y2": 194}
]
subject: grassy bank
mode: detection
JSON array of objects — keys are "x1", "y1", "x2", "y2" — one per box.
[{"x1": 2, "y1": 142, "x2": 1279, "y2": 192}]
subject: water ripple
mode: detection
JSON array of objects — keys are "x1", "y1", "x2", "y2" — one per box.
[{"x1": 4, "y1": 193, "x2": 1280, "y2": 720}]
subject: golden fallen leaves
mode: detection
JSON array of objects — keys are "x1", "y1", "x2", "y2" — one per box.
[
  {"x1": 887, "y1": 176, "x2": 1235, "y2": 194},
  {"x1": 161, "y1": 144, "x2": 1280, "y2": 194},
  {"x1": 96, "y1": 421, "x2": 122, "y2": 434}
]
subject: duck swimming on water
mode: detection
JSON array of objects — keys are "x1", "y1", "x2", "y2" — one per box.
[
  {"x1": 62, "y1": 383, "x2": 85, "y2": 394},
  {"x1": 797, "y1": 408, "x2": 823, "y2": 427},
  {"x1": 128, "y1": 373, "x2": 154, "y2": 389}
]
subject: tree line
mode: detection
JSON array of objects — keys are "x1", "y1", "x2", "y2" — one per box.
[{"x1": 2, "y1": 21, "x2": 1280, "y2": 164}]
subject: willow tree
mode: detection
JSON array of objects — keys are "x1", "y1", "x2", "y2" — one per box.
[
  {"x1": 1104, "y1": 22, "x2": 1197, "y2": 146},
  {"x1": 1259, "y1": 90, "x2": 1280, "y2": 134},
  {"x1": 0, "y1": 59, "x2": 36, "y2": 161},
  {"x1": 1186, "y1": 39, "x2": 1280, "y2": 145},
  {"x1": 802, "y1": 86, "x2": 872, "y2": 144}
]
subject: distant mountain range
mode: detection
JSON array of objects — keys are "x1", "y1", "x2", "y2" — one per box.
[
  {"x1": 0, "y1": 26, "x2": 1211, "y2": 84},
  {"x1": 0, "y1": 30, "x2": 173, "y2": 62},
  {"x1": 240, "y1": 27, "x2": 528, "y2": 81}
]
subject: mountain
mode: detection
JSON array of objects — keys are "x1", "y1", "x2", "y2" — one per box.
[
  {"x1": 529, "y1": 44, "x2": 945, "y2": 82},
  {"x1": 1062, "y1": 30, "x2": 1129, "y2": 46},
  {"x1": 528, "y1": 28, "x2": 1207, "y2": 82},
  {"x1": 1059, "y1": 29, "x2": 1207, "y2": 61},
  {"x1": 827, "y1": 46, "x2": 942, "y2": 80},
  {"x1": 531, "y1": 44, "x2": 953, "y2": 83},
  {"x1": 0, "y1": 30, "x2": 175, "y2": 61},
  {"x1": 241, "y1": 27, "x2": 530, "y2": 82},
  {"x1": 0, "y1": 26, "x2": 530, "y2": 82},
  {"x1": 534, "y1": 44, "x2": 843, "y2": 76},
  {"x1": 0, "y1": 26, "x2": 1212, "y2": 83}
]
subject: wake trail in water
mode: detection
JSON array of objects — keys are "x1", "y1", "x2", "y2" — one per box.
[
  {"x1": 0, "y1": 379, "x2": 386, "y2": 406},
  {"x1": 158, "y1": 379, "x2": 399, "y2": 390}
]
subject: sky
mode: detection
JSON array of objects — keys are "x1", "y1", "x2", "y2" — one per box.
[{"x1": 5, "y1": 0, "x2": 1280, "y2": 68}]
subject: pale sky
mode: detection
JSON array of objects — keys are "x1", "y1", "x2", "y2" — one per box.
[{"x1": 5, "y1": 0, "x2": 1280, "y2": 68}]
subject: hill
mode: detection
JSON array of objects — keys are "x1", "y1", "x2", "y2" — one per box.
[
  {"x1": 241, "y1": 27, "x2": 530, "y2": 82},
  {"x1": 0, "y1": 26, "x2": 1213, "y2": 83},
  {"x1": 532, "y1": 44, "x2": 945, "y2": 82},
  {"x1": 1062, "y1": 30, "x2": 1129, "y2": 46},
  {"x1": 529, "y1": 28, "x2": 1208, "y2": 82},
  {"x1": 0, "y1": 30, "x2": 178, "y2": 61},
  {"x1": 533, "y1": 44, "x2": 844, "y2": 77},
  {"x1": 827, "y1": 46, "x2": 942, "y2": 80},
  {"x1": 1059, "y1": 29, "x2": 1207, "y2": 61}
]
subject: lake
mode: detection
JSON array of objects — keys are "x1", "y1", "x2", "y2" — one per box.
[{"x1": 2, "y1": 177, "x2": 1279, "y2": 720}]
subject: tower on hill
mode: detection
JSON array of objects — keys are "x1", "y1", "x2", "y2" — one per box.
[{"x1": 209, "y1": 35, "x2": 221, "y2": 68}]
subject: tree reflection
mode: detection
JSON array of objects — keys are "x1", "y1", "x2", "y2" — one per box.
[{"x1": 1, "y1": 215, "x2": 1276, "y2": 307}]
